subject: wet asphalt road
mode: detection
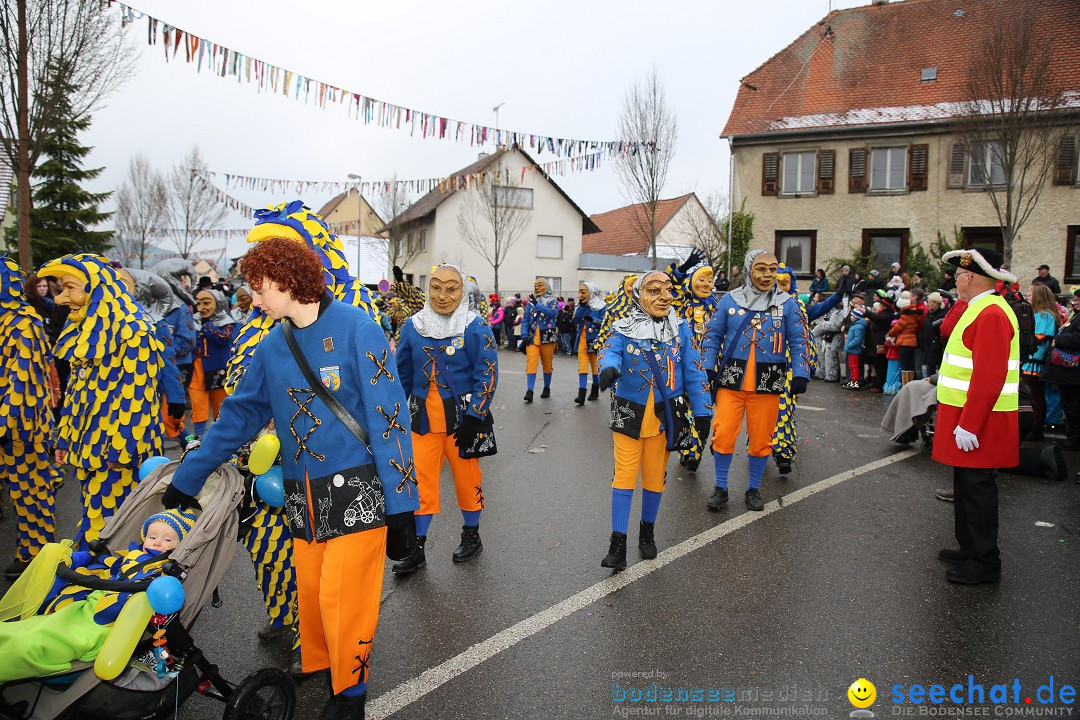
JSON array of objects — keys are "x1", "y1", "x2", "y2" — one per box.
[{"x1": 4, "y1": 348, "x2": 1079, "y2": 719}]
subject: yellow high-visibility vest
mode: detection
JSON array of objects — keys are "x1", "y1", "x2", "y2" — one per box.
[{"x1": 937, "y1": 293, "x2": 1019, "y2": 411}]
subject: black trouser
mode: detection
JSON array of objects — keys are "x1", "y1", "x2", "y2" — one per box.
[
  {"x1": 953, "y1": 466, "x2": 1000, "y2": 572},
  {"x1": 870, "y1": 355, "x2": 887, "y2": 389},
  {"x1": 1023, "y1": 375, "x2": 1047, "y2": 434},
  {"x1": 1059, "y1": 383, "x2": 1080, "y2": 444}
]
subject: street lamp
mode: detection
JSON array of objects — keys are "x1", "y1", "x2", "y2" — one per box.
[{"x1": 346, "y1": 173, "x2": 362, "y2": 275}]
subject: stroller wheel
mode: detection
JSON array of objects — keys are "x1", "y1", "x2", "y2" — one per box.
[{"x1": 223, "y1": 668, "x2": 296, "y2": 720}]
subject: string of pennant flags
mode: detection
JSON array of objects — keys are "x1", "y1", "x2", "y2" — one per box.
[{"x1": 109, "y1": 1, "x2": 640, "y2": 158}]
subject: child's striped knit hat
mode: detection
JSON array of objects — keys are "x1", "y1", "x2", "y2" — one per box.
[{"x1": 142, "y1": 508, "x2": 198, "y2": 542}]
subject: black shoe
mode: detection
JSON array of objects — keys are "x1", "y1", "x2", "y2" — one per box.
[
  {"x1": 318, "y1": 691, "x2": 366, "y2": 720},
  {"x1": 683, "y1": 457, "x2": 700, "y2": 472},
  {"x1": 258, "y1": 619, "x2": 291, "y2": 640},
  {"x1": 4, "y1": 559, "x2": 29, "y2": 579},
  {"x1": 452, "y1": 526, "x2": 482, "y2": 563},
  {"x1": 705, "y1": 486, "x2": 729, "y2": 510},
  {"x1": 290, "y1": 650, "x2": 316, "y2": 680},
  {"x1": 934, "y1": 487, "x2": 954, "y2": 502},
  {"x1": 392, "y1": 536, "x2": 427, "y2": 574},
  {"x1": 946, "y1": 561, "x2": 1000, "y2": 585},
  {"x1": 574, "y1": 388, "x2": 587, "y2": 406},
  {"x1": 601, "y1": 531, "x2": 627, "y2": 570},
  {"x1": 775, "y1": 457, "x2": 792, "y2": 475},
  {"x1": 588, "y1": 384, "x2": 600, "y2": 401},
  {"x1": 524, "y1": 390, "x2": 534, "y2": 403},
  {"x1": 937, "y1": 548, "x2": 968, "y2": 565},
  {"x1": 745, "y1": 488, "x2": 765, "y2": 511},
  {"x1": 638, "y1": 522, "x2": 657, "y2": 560},
  {"x1": 1041, "y1": 444, "x2": 1068, "y2": 481},
  {"x1": 540, "y1": 386, "x2": 551, "y2": 399}
]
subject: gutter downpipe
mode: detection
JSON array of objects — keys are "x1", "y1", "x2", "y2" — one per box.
[{"x1": 726, "y1": 135, "x2": 735, "y2": 276}]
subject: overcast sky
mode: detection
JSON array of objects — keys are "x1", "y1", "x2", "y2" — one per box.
[{"x1": 82, "y1": 0, "x2": 871, "y2": 261}]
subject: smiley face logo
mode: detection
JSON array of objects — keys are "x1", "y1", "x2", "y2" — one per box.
[{"x1": 848, "y1": 678, "x2": 876, "y2": 709}]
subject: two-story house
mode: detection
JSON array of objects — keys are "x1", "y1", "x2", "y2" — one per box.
[
  {"x1": 721, "y1": 0, "x2": 1079, "y2": 285},
  {"x1": 384, "y1": 146, "x2": 599, "y2": 295}
]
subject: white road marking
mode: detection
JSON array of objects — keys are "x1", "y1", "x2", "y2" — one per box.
[
  {"x1": 368, "y1": 448, "x2": 919, "y2": 718},
  {"x1": 797, "y1": 405, "x2": 826, "y2": 411}
]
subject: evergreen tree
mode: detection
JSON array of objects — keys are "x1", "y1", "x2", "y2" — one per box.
[{"x1": 5, "y1": 71, "x2": 112, "y2": 266}]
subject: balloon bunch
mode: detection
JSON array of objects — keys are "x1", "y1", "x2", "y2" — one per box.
[
  {"x1": 94, "y1": 576, "x2": 186, "y2": 680},
  {"x1": 248, "y1": 434, "x2": 285, "y2": 507}
]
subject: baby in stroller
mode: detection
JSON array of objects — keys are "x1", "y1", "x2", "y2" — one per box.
[{"x1": 0, "y1": 508, "x2": 197, "y2": 683}]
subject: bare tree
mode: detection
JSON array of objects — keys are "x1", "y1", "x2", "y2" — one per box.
[
  {"x1": 953, "y1": 8, "x2": 1066, "y2": 267},
  {"x1": 165, "y1": 146, "x2": 228, "y2": 259},
  {"x1": 456, "y1": 173, "x2": 531, "y2": 296},
  {"x1": 615, "y1": 67, "x2": 678, "y2": 269},
  {"x1": 681, "y1": 192, "x2": 728, "y2": 268},
  {"x1": 372, "y1": 175, "x2": 421, "y2": 273},
  {"x1": 0, "y1": 0, "x2": 133, "y2": 270},
  {"x1": 113, "y1": 154, "x2": 169, "y2": 269}
]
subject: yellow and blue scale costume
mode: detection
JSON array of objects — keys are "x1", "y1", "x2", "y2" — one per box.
[
  {"x1": 771, "y1": 266, "x2": 819, "y2": 470},
  {"x1": 38, "y1": 254, "x2": 164, "y2": 546},
  {"x1": 0, "y1": 255, "x2": 58, "y2": 565},
  {"x1": 228, "y1": 201, "x2": 381, "y2": 648},
  {"x1": 594, "y1": 274, "x2": 639, "y2": 353}
]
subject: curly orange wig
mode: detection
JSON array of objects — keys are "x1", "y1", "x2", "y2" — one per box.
[{"x1": 240, "y1": 236, "x2": 326, "y2": 305}]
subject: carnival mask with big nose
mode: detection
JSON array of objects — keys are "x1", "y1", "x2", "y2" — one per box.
[
  {"x1": 196, "y1": 290, "x2": 218, "y2": 319},
  {"x1": 640, "y1": 272, "x2": 673, "y2": 318},
  {"x1": 534, "y1": 278, "x2": 548, "y2": 297},
  {"x1": 751, "y1": 253, "x2": 779, "y2": 292},
  {"x1": 55, "y1": 275, "x2": 87, "y2": 310},
  {"x1": 429, "y1": 266, "x2": 463, "y2": 315},
  {"x1": 776, "y1": 272, "x2": 792, "y2": 293},
  {"x1": 692, "y1": 268, "x2": 715, "y2": 299},
  {"x1": 578, "y1": 284, "x2": 590, "y2": 305}
]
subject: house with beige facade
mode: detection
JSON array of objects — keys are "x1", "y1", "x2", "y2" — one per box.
[
  {"x1": 385, "y1": 146, "x2": 599, "y2": 295},
  {"x1": 721, "y1": 0, "x2": 1079, "y2": 285},
  {"x1": 578, "y1": 193, "x2": 718, "y2": 288}
]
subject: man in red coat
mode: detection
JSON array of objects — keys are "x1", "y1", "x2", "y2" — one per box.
[{"x1": 932, "y1": 247, "x2": 1019, "y2": 585}]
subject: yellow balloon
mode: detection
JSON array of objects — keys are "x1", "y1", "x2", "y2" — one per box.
[
  {"x1": 94, "y1": 593, "x2": 153, "y2": 680},
  {"x1": 248, "y1": 434, "x2": 281, "y2": 475}
]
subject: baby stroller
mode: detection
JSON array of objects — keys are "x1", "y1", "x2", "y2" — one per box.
[
  {"x1": 0, "y1": 461, "x2": 295, "y2": 720},
  {"x1": 880, "y1": 375, "x2": 938, "y2": 453}
]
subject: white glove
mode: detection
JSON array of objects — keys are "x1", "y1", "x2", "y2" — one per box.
[{"x1": 953, "y1": 425, "x2": 979, "y2": 452}]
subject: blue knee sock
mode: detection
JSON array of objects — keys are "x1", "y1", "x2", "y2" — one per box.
[
  {"x1": 543, "y1": 372, "x2": 552, "y2": 389},
  {"x1": 193, "y1": 420, "x2": 207, "y2": 436},
  {"x1": 748, "y1": 455, "x2": 768, "y2": 491},
  {"x1": 611, "y1": 489, "x2": 633, "y2": 534},
  {"x1": 592, "y1": 374, "x2": 599, "y2": 387},
  {"x1": 414, "y1": 513, "x2": 433, "y2": 537},
  {"x1": 461, "y1": 509, "x2": 481, "y2": 527},
  {"x1": 641, "y1": 490, "x2": 662, "y2": 524},
  {"x1": 713, "y1": 450, "x2": 733, "y2": 490},
  {"x1": 341, "y1": 681, "x2": 367, "y2": 697},
  {"x1": 579, "y1": 373, "x2": 587, "y2": 389},
  {"x1": 527, "y1": 373, "x2": 536, "y2": 391}
]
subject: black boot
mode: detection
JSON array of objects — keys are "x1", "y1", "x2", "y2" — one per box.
[
  {"x1": 588, "y1": 384, "x2": 600, "y2": 401},
  {"x1": 391, "y1": 536, "x2": 426, "y2": 575},
  {"x1": 775, "y1": 454, "x2": 792, "y2": 475},
  {"x1": 601, "y1": 531, "x2": 627, "y2": 570},
  {"x1": 540, "y1": 386, "x2": 551, "y2": 399},
  {"x1": 1040, "y1": 444, "x2": 1068, "y2": 481},
  {"x1": 638, "y1": 522, "x2": 657, "y2": 560},
  {"x1": 524, "y1": 389, "x2": 534, "y2": 403},
  {"x1": 705, "y1": 486, "x2": 729, "y2": 510},
  {"x1": 745, "y1": 488, "x2": 765, "y2": 511},
  {"x1": 683, "y1": 455, "x2": 700, "y2": 472},
  {"x1": 574, "y1": 388, "x2": 587, "y2": 406},
  {"x1": 317, "y1": 691, "x2": 366, "y2": 720},
  {"x1": 452, "y1": 526, "x2": 483, "y2": 563}
]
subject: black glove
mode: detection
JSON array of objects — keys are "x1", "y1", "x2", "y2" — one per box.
[
  {"x1": 392, "y1": 265, "x2": 404, "y2": 283},
  {"x1": 791, "y1": 377, "x2": 809, "y2": 395},
  {"x1": 454, "y1": 414, "x2": 483, "y2": 450},
  {"x1": 598, "y1": 367, "x2": 621, "y2": 391},
  {"x1": 679, "y1": 249, "x2": 704, "y2": 275},
  {"x1": 167, "y1": 402, "x2": 186, "y2": 420},
  {"x1": 519, "y1": 339, "x2": 528, "y2": 353},
  {"x1": 162, "y1": 482, "x2": 202, "y2": 511},
  {"x1": 385, "y1": 511, "x2": 418, "y2": 561},
  {"x1": 694, "y1": 416, "x2": 712, "y2": 442}
]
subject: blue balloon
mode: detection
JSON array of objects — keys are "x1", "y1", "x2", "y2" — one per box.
[
  {"x1": 255, "y1": 466, "x2": 285, "y2": 507},
  {"x1": 139, "y1": 456, "x2": 171, "y2": 481},
  {"x1": 146, "y1": 576, "x2": 185, "y2": 615}
]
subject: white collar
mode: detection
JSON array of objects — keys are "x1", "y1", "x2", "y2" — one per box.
[{"x1": 969, "y1": 289, "x2": 996, "y2": 304}]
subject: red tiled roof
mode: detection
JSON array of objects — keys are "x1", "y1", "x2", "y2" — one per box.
[
  {"x1": 722, "y1": 0, "x2": 1080, "y2": 137},
  {"x1": 582, "y1": 194, "x2": 694, "y2": 255}
]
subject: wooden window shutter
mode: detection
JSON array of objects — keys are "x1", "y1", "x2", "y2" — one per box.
[
  {"x1": 848, "y1": 147, "x2": 867, "y2": 193},
  {"x1": 947, "y1": 143, "x2": 967, "y2": 188},
  {"x1": 1054, "y1": 135, "x2": 1077, "y2": 186},
  {"x1": 908, "y1": 144, "x2": 929, "y2": 191},
  {"x1": 762, "y1": 153, "x2": 779, "y2": 196},
  {"x1": 817, "y1": 150, "x2": 835, "y2": 194}
]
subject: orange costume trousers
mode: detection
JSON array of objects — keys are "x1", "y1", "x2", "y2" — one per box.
[
  {"x1": 611, "y1": 400, "x2": 667, "y2": 492},
  {"x1": 526, "y1": 329, "x2": 556, "y2": 374},
  {"x1": 710, "y1": 388, "x2": 781, "y2": 458},
  {"x1": 188, "y1": 358, "x2": 226, "y2": 424},
  {"x1": 293, "y1": 526, "x2": 387, "y2": 695},
  {"x1": 577, "y1": 332, "x2": 598, "y2": 375},
  {"x1": 413, "y1": 384, "x2": 484, "y2": 515}
]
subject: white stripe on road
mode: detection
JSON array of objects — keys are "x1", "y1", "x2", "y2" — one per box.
[
  {"x1": 797, "y1": 405, "x2": 825, "y2": 411},
  {"x1": 368, "y1": 448, "x2": 920, "y2": 718}
]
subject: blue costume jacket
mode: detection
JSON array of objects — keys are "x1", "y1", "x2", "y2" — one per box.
[
  {"x1": 154, "y1": 320, "x2": 185, "y2": 403},
  {"x1": 599, "y1": 322, "x2": 710, "y2": 445},
  {"x1": 573, "y1": 304, "x2": 605, "y2": 351},
  {"x1": 164, "y1": 305, "x2": 196, "y2": 366},
  {"x1": 196, "y1": 321, "x2": 237, "y2": 374},
  {"x1": 520, "y1": 297, "x2": 559, "y2": 346},
  {"x1": 170, "y1": 298, "x2": 419, "y2": 543},
  {"x1": 396, "y1": 315, "x2": 498, "y2": 434},
  {"x1": 702, "y1": 293, "x2": 809, "y2": 395}
]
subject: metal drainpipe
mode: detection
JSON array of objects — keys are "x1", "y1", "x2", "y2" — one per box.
[{"x1": 727, "y1": 137, "x2": 735, "y2": 275}]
